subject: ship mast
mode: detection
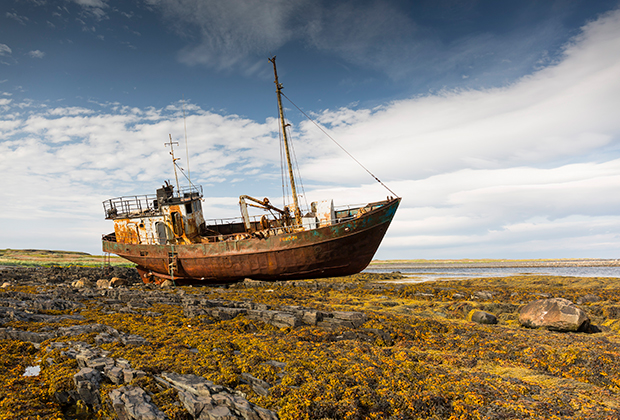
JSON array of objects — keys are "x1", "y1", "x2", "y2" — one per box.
[
  {"x1": 165, "y1": 134, "x2": 181, "y2": 193},
  {"x1": 269, "y1": 56, "x2": 303, "y2": 227}
]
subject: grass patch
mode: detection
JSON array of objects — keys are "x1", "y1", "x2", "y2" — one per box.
[{"x1": 0, "y1": 248, "x2": 134, "y2": 268}]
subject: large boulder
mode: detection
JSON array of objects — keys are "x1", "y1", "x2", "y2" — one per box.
[{"x1": 519, "y1": 298, "x2": 590, "y2": 332}]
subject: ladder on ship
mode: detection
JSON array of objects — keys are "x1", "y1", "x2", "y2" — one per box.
[{"x1": 168, "y1": 246, "x2": 178, "y2": 285}]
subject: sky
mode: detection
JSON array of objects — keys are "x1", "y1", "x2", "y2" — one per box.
[{"x1": 1, "y1": 0, "x2": 620, "y2": 260}]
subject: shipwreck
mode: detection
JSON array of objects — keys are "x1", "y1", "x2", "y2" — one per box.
[{"x1": 102, "y1": 57, "x2": 400, "y2": 284}]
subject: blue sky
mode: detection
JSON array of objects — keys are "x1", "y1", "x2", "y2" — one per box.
[{"x1": 2, "y1": 0, "x2": 620, "y2": 259}]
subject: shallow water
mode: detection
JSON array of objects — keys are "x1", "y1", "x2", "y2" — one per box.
[{"x1": 364, "y1": 266, "x2": 620, "y2": 282}]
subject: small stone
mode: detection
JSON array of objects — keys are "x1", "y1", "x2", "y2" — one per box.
[
  {"x1": 201, "y1": 404, "x2": 235, "y2": 420},
  {"x1": 161, "y1": 372, "x2": 214, "y2": 397},
  {"x1": 110, "y1": 277, "x2": 128, "y2": 287},
  {"x1": 104, "y1": 366, "x2": 125, "y2": 384},
  {"x1": 74, "y1": 367, "x2": 101, "y2": 409},
  {"x1": 301, "y1": 310, "x2": 323, "y2": 325},
  {"x1": 72, "y1": 278, "x2": 92, "y2": 288},
  {"x1": 121, "y1": 334, "x2": 148, "y2": 346},
  {"x1": 473, "y1": 291, "x2": 494, "y2": 301},
  {"x1": 467, "y1": 310, "x2": 498, "y2": 325},
  {"x1": 85, "y1": 356, "x2": 115, "y2": 371},
  {"x1": 240, "y1": 373, "x2": 271, "y2": 396},
  {"x1": 254, "y1": 406, "x2": 279, "y2": 420},
  {"x1": 116, "y1": 358, "x2": 131, "y2": 369},
  {"x1": 95, "y1": 332, "x2": 119, "y2": 345},
  {"x1": 332, "y1": 311, "x2": 367, "y2": 327},
  {"x1": 271, "y1": 312, "x2": 299, "y2": 328},
  {"x1": 108, "y1": 386, "x2": 167, "y2": 420},
  {"x1": 178, "y1": 390, "x2": 212, "y2": 418},
  {"x1": 577, "y1": 294, "x2": 601, "y2": 304},
  {"x1": 122, "y1": 368, "x2": 146, "y2": 383},
  {"x1": 96, "y1": 279, "x2": 110, "y2": 289}
]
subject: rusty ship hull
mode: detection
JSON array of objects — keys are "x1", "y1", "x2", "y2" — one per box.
[{"x1": 102, "y1": 197, "x2": 399, "y2": 284}]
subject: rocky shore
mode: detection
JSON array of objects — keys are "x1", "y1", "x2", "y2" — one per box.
[{"x1": 1, "y1": 266, "x2": 620, "y2": 419}]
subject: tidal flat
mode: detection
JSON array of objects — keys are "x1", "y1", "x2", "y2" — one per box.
[{"x1": 1, "y1": 265, "x2": 620, "y2": 419}]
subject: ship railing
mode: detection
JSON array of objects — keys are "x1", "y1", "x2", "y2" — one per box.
[
  {"x1": 175, "y1": 184, "x2": 203, "y2": 199},
  {"x1": 205, "y1": 215, "x2": 248, "y2": 225},
  {"x1": 202, "y1": 201, "x2": 387, "y2": 242},
  {"x1": 204, "y1": 214, "x2": 301, "y2": 241},
  {"x1": 103, "y1": 194, "x2": 159, "y2": 219},
  {"x1": 205, "y1": 215, "x2": 292, "y2": 230}
]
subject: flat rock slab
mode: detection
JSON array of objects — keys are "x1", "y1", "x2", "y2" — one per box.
[
  {"x1": 108, "y1": 386, "x2": 168, "y2": 420},
  {"x1": 519, "y1": 298, "x2": 590, "y2": 332},
  {"x1": 159, "y1": 372, "x2": 279, "y2": 420}
]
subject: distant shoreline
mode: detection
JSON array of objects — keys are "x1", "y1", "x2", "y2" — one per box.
[
  {"x1": 2, "y1": 249, "x2": 619, "y2": 269},
  {"x1": 369, "y1": 258, "x2": 620, "y2": 269}
]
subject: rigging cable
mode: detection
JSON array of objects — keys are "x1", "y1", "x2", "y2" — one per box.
[
  {"x1": 182, "y1": 95, "x2": 191, "y2": 187},
  {"x1": 281, "y1": 92, "x2": 398, "y2": 198}
]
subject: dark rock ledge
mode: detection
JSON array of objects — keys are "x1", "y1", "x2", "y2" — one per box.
[
  {"x1": 182, "y1": 297, "x2": 368, "y2": 330},
  {"x1": 0, "y1": 284, "x2": 284, "y2": 419},
  {"x1": 46, "y1": 340, "x2": 279, "y2": 420}
]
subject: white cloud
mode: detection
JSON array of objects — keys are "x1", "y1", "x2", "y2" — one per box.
[
  {"x1": 297, "y1": 9, "x2": 620, "y2": 184},
  {"x1": 6, "y1": 12, "x2": 29, "y2": 25},
  {"x1": 71, "y1": 0, "x2": 109, "y2": 20},
  {"x1": 146, "y1": 0, "x2": 305, "y2": 72},
  {"x1": 73, "y1": 0, "x2": 108, "y2": 7},
  {"x1": 0, "y1": 44, "x2": 12, "y2": 56},
  {"x1": 28, "y1": 50, "x2": 45, "y2": 59},
  {"x1": 146, "y1": 0, "x2": 584, "y2": 85},
  {"x1": 0, "y1": 103, "x2": 282, "y2": 235}
]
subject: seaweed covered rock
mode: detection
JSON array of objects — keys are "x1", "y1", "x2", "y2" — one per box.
[
  {"x1": 74, "y1": 367, "x2": 102, "y2": 409},
  {"x1": 159, "y1": 372, "x2": 278, "y2": 419},
  {"x1": 467, "y1": 309, "x2": 498, "y2": 325},
  {"x1": 72, "y1": 278, "x2": 92, "y2": 288},
  {"x1": 519, "y1": 298, "x2": 590, "y2": 332},
  {"x1": 97, "y1": 279, "x2": 110, "y2": 289},
  {"x1": 108, "y1": 386, "x2": 168, "y2": 420},
  {"x1": 111, "y1": 277, "x2": 129, "y2": 287}
]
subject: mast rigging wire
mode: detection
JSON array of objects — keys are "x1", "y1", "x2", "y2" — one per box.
[
  {"x1": 281, "y1": 92, "x2": 398, "y2": 198},
  {"x1": 280, "y1": 105, "x2": 309, "y2": 213},
  {"x1": 182, "y1": 95, "x2": 191, "y2": 185}
]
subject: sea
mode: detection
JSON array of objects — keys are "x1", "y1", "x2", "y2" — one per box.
[{"x1": 363, "y1": 266, "x2": 620, "y2": 282}]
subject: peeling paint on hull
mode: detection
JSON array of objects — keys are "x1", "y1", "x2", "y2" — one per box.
[{"x1": 102, "y1": 198, "x2": 400, "y2": 284}]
